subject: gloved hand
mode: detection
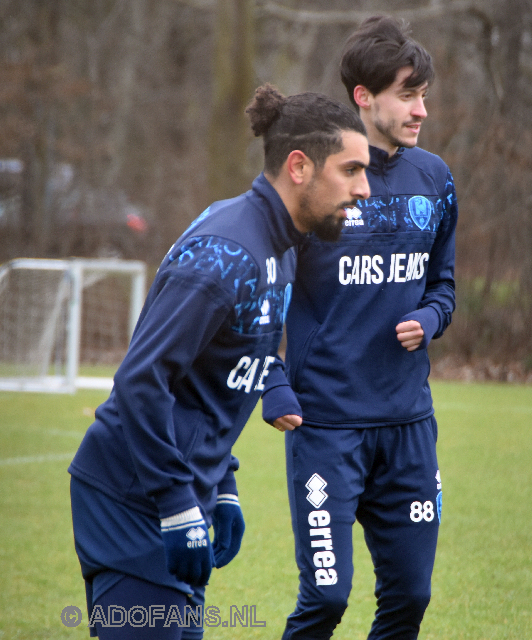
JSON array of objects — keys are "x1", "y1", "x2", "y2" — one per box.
[
  {"x1": 212, "y1": 494, "x2": 245, "y2": 568},
  {"x1": 161, "y1": 506, "x2": 213, "y2": 586}
]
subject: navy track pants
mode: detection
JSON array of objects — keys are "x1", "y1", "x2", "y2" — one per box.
[
  {"x1": 90, "y1": 576, "x2": 192, "y2": 639},
  {"x1": 282, "y1": 417, "x2": 441, "y2": 640},
  {"x1": 70, "y1": 477, "x2": 204, "y2": 639}
]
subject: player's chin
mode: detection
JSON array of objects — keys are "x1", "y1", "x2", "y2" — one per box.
[{"x1": 401, "y1": 130, "x2": 420, "y2": 148}]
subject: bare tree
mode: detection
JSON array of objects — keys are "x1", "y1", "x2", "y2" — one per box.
[
  {"x1": 208, "y1": 0, "x2": 255, "y2": 202},
  {"x1": 1, "y1": 0, "x2": 531, "y2": 372}
]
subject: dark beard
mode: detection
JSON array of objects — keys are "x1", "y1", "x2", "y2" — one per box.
[
  {"x1": 311, "y1": 214, "x2": 345, "y2": 242},
  {"x1": 298, "y1": 187, "x2": 347, "y2": 242}
]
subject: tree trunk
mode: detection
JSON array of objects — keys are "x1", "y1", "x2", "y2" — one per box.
[{"x1": 208, "y1": 0, "x2": 254, "y2": 203}]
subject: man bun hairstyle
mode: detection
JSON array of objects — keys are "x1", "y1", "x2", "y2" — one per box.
[
  {"x1": 340, "y1": 15, "x2": 434, "y2": 108},
  {"x1": 246, "y1": 83, "x2": 286, "y2": 138},
  {"x1": 246, "y1": 83, "x2": 366, "y2": 177}
]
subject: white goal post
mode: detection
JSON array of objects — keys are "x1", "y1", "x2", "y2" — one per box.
[{"x1": 0, "y1": 258, "x2": 147, "y2": 393}]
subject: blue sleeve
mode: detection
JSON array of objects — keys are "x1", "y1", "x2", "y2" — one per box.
[
  {"x1": 113, "y1": 269, "x2": 234, "y2": 518},
  {"x1": 260, "y1": 355, "x2": 302, "y2": 425},
  {"x1": 400, "y1": 169, "x2": 458, "y2": 350},
  {"x1": 217, "y1": 456, "x2": 240, "y2": 496}
]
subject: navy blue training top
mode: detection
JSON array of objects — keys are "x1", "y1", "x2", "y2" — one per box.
[
  {"x1": 263, "y1": 145, "x2": 458, "y2": 428},
  {"x1": 69, "y1": 174, "x2": 302, "y2": 520}
]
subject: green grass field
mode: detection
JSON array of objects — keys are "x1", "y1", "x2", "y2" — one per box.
[{"x1": 0, "y1": 381, "x2": 531, "y2": 639}]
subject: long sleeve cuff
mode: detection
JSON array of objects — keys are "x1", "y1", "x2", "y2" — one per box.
[
  {"x1": 153, "y1": 482, "x2": 198, "y2": 520},
  {"x1": 217, "y1": 468, "x2": 238, "y2": 497},
  {"x1": 400, "y1": 305, "x2": 441, "y2": 350},
  {"x1": 261, "y1": 384, "x2": 302, "y2": 425}
]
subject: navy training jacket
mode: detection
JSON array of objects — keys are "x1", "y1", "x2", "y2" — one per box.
[
  {"x1": 263, "y1": 145, "x2": 458, "y2": 428},
  {"x1": 69, "y1": 174, "x2": 302, "y2": 520}
]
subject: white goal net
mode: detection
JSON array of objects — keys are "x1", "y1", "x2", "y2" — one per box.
[{"x1": 0, "y1": 258, "x2": 146, "y2": 393}]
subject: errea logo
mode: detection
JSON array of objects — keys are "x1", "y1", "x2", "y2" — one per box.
[
  {"x1": 186, "y1": 527, "x2": 208, "y2": 548},
  {"x1": 344, "y1": 206, "x2": 364, "y2": 227},
  {"x1": 306, "y1": 473, "x2": 328, "y2": 508},
  {"x1": 259, "y1": 299, "x2": 270, "y2": 325},
  {"x1": 186, "y1": 527, "x2": 206, "y2": 541}
]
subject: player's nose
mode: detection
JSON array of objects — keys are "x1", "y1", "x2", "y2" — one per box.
[
  {"x1": 352, "y1": 171, "x2": 370, "y2": 200},
  {"x1": 412, "y1": 96, "x2": 427, "y2": 119}
]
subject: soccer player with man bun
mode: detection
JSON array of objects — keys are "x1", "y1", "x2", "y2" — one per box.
[
  {"x1": 262, "y1": 15, "x2": 458, "y2": 640},
  {"x1": 68, "y1": 84, "x2": 370, "y2": 638}
]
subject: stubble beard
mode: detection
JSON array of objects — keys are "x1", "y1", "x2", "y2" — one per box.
[{"x1": 374, "y1": 116, "x2": 419, "y2": 150}]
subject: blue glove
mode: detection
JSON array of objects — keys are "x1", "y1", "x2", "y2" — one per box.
[
  {"x1": 161, "y1": 506, "x2": 213, "y2": 586},
  {"x1": 212, "y1": 494, "x2": 245, "y2": 568}
]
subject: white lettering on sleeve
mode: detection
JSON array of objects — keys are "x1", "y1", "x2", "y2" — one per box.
[
  {"x1": 238, "y1": 358, "x2": 260, "y2": 393},
  {"x1": 254, "y1": 356, "x2": 276, "y2": 391},
  {"x1": 227, "y1": 356, "x2": 251, "y2": 389}
]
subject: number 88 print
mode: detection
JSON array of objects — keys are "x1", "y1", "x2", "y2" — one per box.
[{"x1": 410, "y1": 501, "x2": 435, "y2": 523}]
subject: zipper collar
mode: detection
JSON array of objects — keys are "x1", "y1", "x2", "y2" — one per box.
[
  {"x1": 251, "y1": 173, "x2": 305, "y2": 254},
  {"x1": 369, "y1": 145, "x2": 405, "y2": 172}
]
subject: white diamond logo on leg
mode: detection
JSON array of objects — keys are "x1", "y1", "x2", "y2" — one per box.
[{"x1": 306, "y1": 473, "x2": 328, "y2": 508}]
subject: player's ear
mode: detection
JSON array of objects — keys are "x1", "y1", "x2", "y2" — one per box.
[
  {"x1": 286, "y1": 150, "x2": 313, "y2": 185},
  {"x1": 354, "y1": 85, "x2": 371, "y2": 110}
]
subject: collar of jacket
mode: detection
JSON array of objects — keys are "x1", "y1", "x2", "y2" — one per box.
[
  {"x1": 369, "y1": 145, "x2": 406, "y2": 172},
  {"x1": 251, "y1": 173, "x2": 305, "y2": 254}
]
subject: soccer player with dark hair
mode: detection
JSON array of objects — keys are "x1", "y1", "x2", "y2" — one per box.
[
  {"x1": 68, "y1": 84, "x2": 370, "y2": 639},
  {"x1": 262, "y1": 16, "x2": 458, "y2": 639}
]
